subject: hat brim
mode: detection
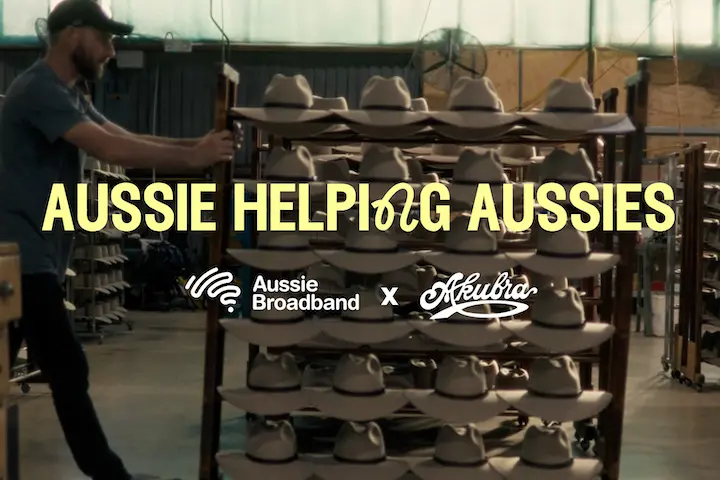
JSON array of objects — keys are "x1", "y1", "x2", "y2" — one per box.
[
  {"x1": 216, "y1": 451, "x2": 313, "y2": 480},
  {"x1": 534, "y1": 182, "x2": 604, "y2": 204},
  {"x1": 242, "y1": 180, "x2": 326, "y2": 199},
  {"x1": 227, "y1": 248, "x2": 320, "y2": 271},
  {"x1": 506, "y1": 252, "x2": 620, "y2": 278},
  {"x1": 233, "y1": 107, "x2": 332, "y2": 124},
  {"x1": 497, "y1": 389, "x2": 612, "y2": 422},
  {"x1": 335, "y1": 109, "x2": 429, "y2": 126},
  {"x1": 415, "y1": 154, "x2": 459, "y2": 164},
  {"x1": 218, "y1": 386, "x2": 307, "y2": 416},
  {"x1": 308, "y1": 454, "x2": 409, "y2": 480},
  {"x1": 408, "y1": 319, "x2": 511, "y2": 348},
  {"x1": 489, "y1": 456, "x2": 603, "y2": 480},
  {"x1": 97, "y1": 18, "x2": 134, "y2": 36},
  {"x1": 220, "y1": 318, "x2": 320, "y2": 347},
  {"x1": 410, "y1": 458, "x2": 503, "y2": 480},
  {"x1": 309, "y1": 388, "x2": 408, "y2": 421},
  {"x1": 316, "y1": 318, "x2": 414, "y2": 344},
  {"x1": 503, "y1": 320, "x2": 615, "y2": 353},
  {"x1": 315, "y1": 250, "x2": 419, "y2": 274},
  {"x1": 404, "y1": 389, "x2": 509, "y2": 423},
  {"x1": 432, "y1": 124, "x2": 517, "y2": 142},
  {"x1": 421, "y1": 251, "x2": 517, "y2": 276},
  {"x1": 402, "y1": 145, "x2": 433, "y2": 155},
  {"x1": 431, "y1": 111, "x2": 521, "y2": 128},
  {"x1": 521, "y1": 111, "x2": 633, "y2": 133},
  {"x1": 333, "y1": 145, "x2": 362, "y2": 154}
]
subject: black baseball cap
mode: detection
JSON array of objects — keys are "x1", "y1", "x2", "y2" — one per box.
[{"x1": 47, "y1": 0, "x2": 134, "y2": 36}]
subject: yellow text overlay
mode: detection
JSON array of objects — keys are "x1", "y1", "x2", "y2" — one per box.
[{"x1": 42, "y1": 181, "x2": 675, "y2": 233}]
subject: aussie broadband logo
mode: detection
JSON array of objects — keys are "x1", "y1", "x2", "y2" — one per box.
[{"x1": 419, "y1": 272, "x2": 538, "y2": 319}]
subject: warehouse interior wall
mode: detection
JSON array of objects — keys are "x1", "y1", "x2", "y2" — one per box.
[{"x1": 0, "y1": 46, "x2": 716, "y2": 182}]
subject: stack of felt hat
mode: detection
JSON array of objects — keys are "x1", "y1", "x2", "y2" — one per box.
[{"x1": 218, "y1": 73, "x2": 629, "y2": 480}]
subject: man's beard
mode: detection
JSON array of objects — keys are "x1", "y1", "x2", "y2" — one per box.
[{"x1": 71, "y1": 47, "x2": 102, "y2": 81}]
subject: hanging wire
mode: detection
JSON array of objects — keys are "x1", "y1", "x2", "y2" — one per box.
[
  {"x1": 403, "y1": 0, "x2": 434, "y2": 76},
  {"x1": 209, "y1": 0, "x2": 231, "y2": 63}
]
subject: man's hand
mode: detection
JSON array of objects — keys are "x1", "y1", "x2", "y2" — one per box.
[{"x1": 192, "y1": 130, "x2": 236, "y2": 166}]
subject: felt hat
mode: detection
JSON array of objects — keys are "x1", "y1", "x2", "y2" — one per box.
[
  {"x1": 381, "y1": 265, "x2": 436, "y2": 298},
  {"x1": 520, "y1": 77, "x2": 633, "y2": 134},
  {"x1": 334, "y1": 76, "x2": 429, "y2": 138},
  {"x1": 431, "y1": 77, "x2": 521, "y2": 141},
  {"x1": 448, "y1": 150, "x2": 528, "y2": 208},
  {"x1": 307, "y1": 211, "x2": 351, "y2": 243},
  {"x1": 221, "y1": 292, "x2": 320, "y2": 347},
  {"x1": 410, "y1": 276, "x2": 514, "y2": 348},
  {"x1": 421, "y1": 214, "x2": 517, "y2": 275},
  {"x1": 309, "y1": 353, "x2": 408, "y2": 421},
  {"x1": 503, "y1": 286, "x2": 615, "y2": 353},
  {"x1": 409, "y1": 424, "x2": 503, "y2": 480},
  {"x1": 401, "y1": 98, "x2": 434, "y2": 154},
  {"x1": 534, "y1": 148, "x2": 603, "y2": 203},
  {"x1": 497, "y1": 144, "x2": 545, "y2": 167},
  {"x1": 218, "y1": 352, "x2": 307, "y2": 416},
  {"x1": 233, "y1": 74, "x2": 333, "y2": 138},
  {"x1": 489, "y1": 425, "x2": 603, "y2": 479},
  {"x1": 228, "y1": 231, "x2": 320, "y2": 271},
  {"x1": 308, "y1": 421, "x2": 409, "y2": 480},
  {"x1": 495, "y1": 367, "x2": 530, "y2": 390},
  {"x1": 405, "y1": 356, "x2": 509, "y2": 423},
  {"x1": 312, "y1": 95, "x2": 351, "y2": 134},
  {"x1": 317, "y1": 287, "x2": 413, "y2": 344},
  {"x1": 330, "y1": 146, "x2": 425, "y2": 204},
  {"x1": 507, "y1": 224, "x2": 620, "y2": 278},
  {"x1": 314, "y1": 217, "x2": 419, "y2": 274},
  {"x1": 242, "y1": 147, "x2": 326, "y2": 199},
  {"x1": 315, "y1": 156, "x2": 356, "y2": 181},
  {"x1": 498, "y1": 356, "x2": 612, "y2": 422},
  {"x1": 216, "y1": 419, "x2": 312, "y2": 480}
]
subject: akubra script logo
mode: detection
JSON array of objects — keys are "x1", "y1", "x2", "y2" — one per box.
[{"x1": 419, "y1": 272, "x2": 538, "y2": 320}]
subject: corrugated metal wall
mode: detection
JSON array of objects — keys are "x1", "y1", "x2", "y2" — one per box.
[{"x1": 0, "y1": 49, "x2": 421, "y2": 165}]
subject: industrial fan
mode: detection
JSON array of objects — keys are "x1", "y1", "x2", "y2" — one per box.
[{"x1": 411, "y1": 27, "x2": 487, "y2": 93}]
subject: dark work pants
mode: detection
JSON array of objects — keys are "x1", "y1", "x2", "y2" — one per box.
[{"x1": 9, "y1": 274, "x2": 131, "y2": 480}]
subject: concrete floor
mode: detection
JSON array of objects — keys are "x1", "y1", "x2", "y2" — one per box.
[{"x1": 12, "y1": 311, "x2": 720, "y2": 480}]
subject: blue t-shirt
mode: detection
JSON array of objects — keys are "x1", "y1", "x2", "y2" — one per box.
[{"x1": 0, "y1": 59, "x2": 107, "y2": 279}]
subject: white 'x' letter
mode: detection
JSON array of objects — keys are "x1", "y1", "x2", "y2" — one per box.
[{"x1": 380, "y1": 286, "x2": 399, "y2": 306}]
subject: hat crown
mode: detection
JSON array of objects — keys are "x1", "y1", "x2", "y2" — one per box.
[
  {"x1": 520, "y1": 425, "x2": 573, "y2": 466},
  {"x1": 405, "y1": 157, "x2": 424, "y2": 182},
  {"x1": 248, "y1": 352, "x2": 301, "y2": 389},
  {"x1": 528, "y1": 356, "x2": 581, "y2": 396},
  {"x1": 447, "y1": 77, "x2": 504, "y2": 111},
  {"x1": 444, "y1": 213, "x2": 498, "y2": 253},
  {"x1": 246, "y1": 419, "x2": 297, "y2": 461},
  {"x1": 434, "y1": 424, "x2": 487, "y2": 464},
  {"x1": 532, "y1": 287, "x2": 585, "y2": 327},
  {"x1": 411, "y1": 97, "x2": 429, "y2": 111},
  {"x1": 358, "y1": 146, "x2": 410, "y2": 181},
  {"x1": 312, "y1": 96, "x2": 348, "y2": 110},
  {"x1": 264, "y1": 74, "x2": 314, "y2": 109},
  {"x1": 537, "y1": 225, "x2": 591, "y2": 256},
  {"x1": 435, "y1": 356, "x2": 489, "y2": 397},
  {"x1": 344, "y1": 218, "x2": 399, "y2": 252},
  {"x1": 453, "y1": 149, "x2": 508, "y2": 183},
  {"x1": 257, "y1": 231, "x2": 310, "y2": 250},
  {"x1": 498, "y1": 144, "x2": 536, "y2": 159},
  {"x1": 265, "y1": 146, "x2": 317, "y2": 179},
  {"x1": 333, "y1": 353, "x2": 385, "y2": 394},
  {"x1": 540, "y1": 148, "x2": 596, "y2": 182},
  {"x1": 360, "y1": 76, "x2": 412, "y2": 110},
  {"x1": 544, "y1": 78, "x2": 595, "y2": 112},
  {"x1": 334, "y1": 421, "x2": 386, "y2": 462}
]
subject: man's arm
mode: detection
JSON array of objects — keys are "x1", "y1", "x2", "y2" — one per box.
[
  {"x1": 22, "y1": 82, "x2": 230, "y2": 169},
  {"x1": 102, "y1": 120, "x2": 202, "y2": 147}
]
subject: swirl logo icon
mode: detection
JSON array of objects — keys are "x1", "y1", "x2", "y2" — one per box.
[
  {"x1": 184, "y1": 267, "x2": 242, "y2": 312},
  {"x1": 419, "y1": 272, "x2": 537, "y2": 320}
]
